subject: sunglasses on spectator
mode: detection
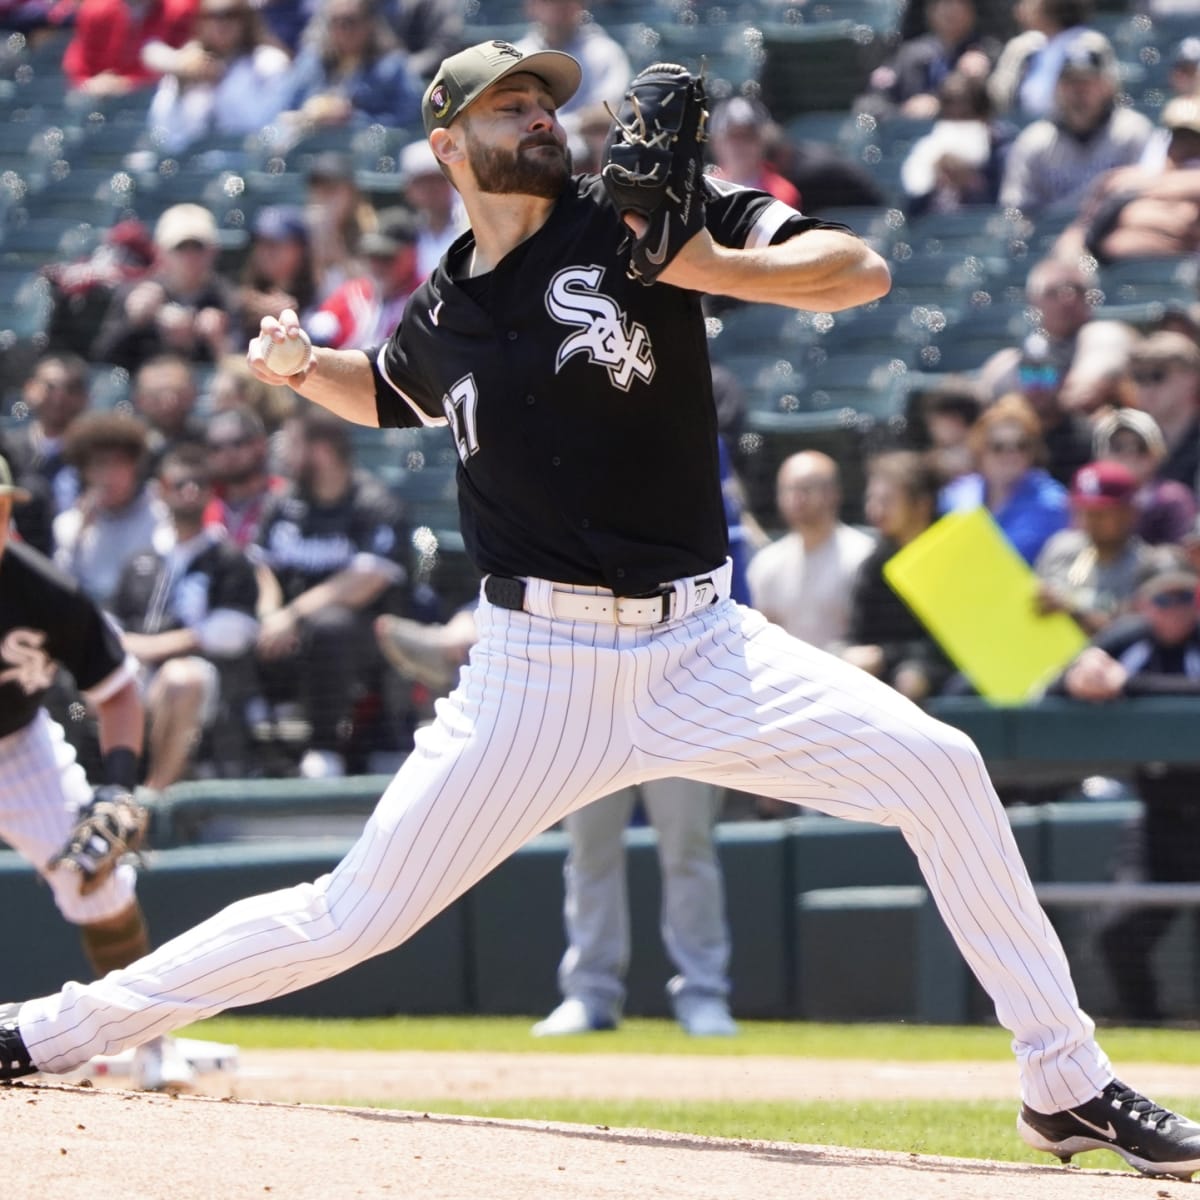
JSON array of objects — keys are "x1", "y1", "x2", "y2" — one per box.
[
  {"x1": 1148, "y1": 589, "x2": 1196, "y2": 609},
  {"x1": 1018, "y1": 366, "x2": 1059, "y2": 386},
  {"x1": 207, "y1": 436, "x2": 252, "y2": 451},
  {"x1": 171, "y1": 239, "x2": 210, "y2": 253},
  {"x1": 986, "y1": 438, "x2": 1032, "y2": 454},
  {"x1": 1132, "y1": 368, "x2": 1170, "y2": 386},
  {"x1": 1043, "y1": 283, "x2": 1086, "y2": 300},
  {"x1": 202, "y1": 7, "x2": 243, "y2": 17}
]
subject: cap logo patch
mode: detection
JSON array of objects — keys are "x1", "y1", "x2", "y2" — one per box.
[
  {"x1": 1078, "y1": 469, "x2": 1100, "y2": 495},
  {"x1": 429, "y1": 82, "x2": 452, "y2": 118},
  {"x1": 492, "y1": 40, "x2": 522, "y2": 59}
]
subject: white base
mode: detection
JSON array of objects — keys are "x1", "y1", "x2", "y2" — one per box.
[{"x1": 68, "y1": 1037, "x2": 240, "y2": 1081}]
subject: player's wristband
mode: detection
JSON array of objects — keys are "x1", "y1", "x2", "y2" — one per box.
[{"x1": 102, "y1": 747, "x2": 140, "y2": 790}]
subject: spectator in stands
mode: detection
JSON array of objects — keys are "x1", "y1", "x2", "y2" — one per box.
[
  {"x1": 1093, "y1": 407, "x2": 1197, "y2": 547},
  {"x1": 979, "y1": 257, "x2": 1139, "y2": 413},
  {"x1": 63, "y1": 0, "x2": 198, "y2": 95},
  {"x1": 514, "y1": 0, "x2": 631, "y2": 133},
  {"x1": 131, "y1": 352, "x2": 206, "y2": 469},
  {"x1": 396, "y1": 138, "x2": 464, "y2": 281},
  {"x1": 858, "y1": 0, "x2": 997, "y2": 119},
  {"x1": 1125, "y1": 332, "x2": 1200, "y2": 495},
  {"x1": 842, "y1": 451, "x2": 954, "y2": 702},
  {"x1": 999, "y1": 32, "x2": 1153, "y2": 217},
  {"x1": 254, "y1": 406, "x2": 411, "y2": 779},
  {"x1": 901, "y1": 71, "x2": 1013, "y2": 215},
  {"x1": 383, "y1": 0, "x2": 464, "y2": 81},
  {"x1": 202, "y1": 404, "x2": 287, "y2": 549},
  {"x1": 205, "y1": 405, "x2": 289, "y2": 549},
  {"x1": 145, "y1": 0, "x2": 291, "y2": 154},
  {"x1": 4, "y1": 352, "x2": 90, "y2": 527},
  {"x1": 1170, "y1": 37, "x2": 1200, "y2": 99},
  {"x1": 53, "y1": 411, "x2": 172, "y2": 607},
  {"x1": 279, "y1": 0, "x2": 422, "y2": 131},
  {"x1": 941, "y1": 392, "x2": 1069, "y2": 564},
  {"x1": 1012, "y1": 344, "x2": 1096, "y2": 486},
  {"x1": 906, "y1": 375, "x2": 983, "y2": 486},
  {"x1": 303, "y1": 151, "x2": 375, "y2": 302},
  {"x1": 747, "y1": 451, "x2": 873, "y2": 649},
  {"x1": 1035, "y1": 460, "x2": 1157, "y2": 635},
  {"x1": 235, "y1": 206, "x2": 319, "y2": 346},
  {"x1": 110, "y1": 444, "x2": 259, "y2": 790},
  {"x1": 309, "y1": 207, "x2": 420, "y2": 350},
  {"x1": 207, "y1": 354, "x2": 298, "y2": 435},
  {"x1": 1052, "y1": 552, "x2": 1200, "y2": 1024},
  {"x1": 93, "y1": 204, "x2": 237, "y2": 371},
  {"x1": 1054, "y1": 96, "x2": 1200, "y2": 266},
  {"x1": 44, "y1": 220, "x2": 158, "y2": 362},
  {"x1": 1139, "y1": 40, "x2": 1200, "y2": 170},
  {"x1": 707, "y1": 97, "x2": 801, "y2": 208},
  {"x1": 989, "y1": 0, "x2": 1096, "y2": 119}
]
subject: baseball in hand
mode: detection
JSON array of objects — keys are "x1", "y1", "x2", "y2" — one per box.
[{"x1": 259, "y1": 328, "x2": 312, "y2": 377}]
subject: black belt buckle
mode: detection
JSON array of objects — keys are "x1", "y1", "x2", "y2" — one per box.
[{"x1": 484, "y1": 575, "x2": 527, "y2": 611}]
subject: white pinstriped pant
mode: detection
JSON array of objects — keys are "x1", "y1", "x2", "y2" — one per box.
[
  {"x1": 0, "y1": 709, "x2": 138, "y2": 924},
  {"x1": 19, "y1": 595, "x2": 1112, "y2": 1112}
]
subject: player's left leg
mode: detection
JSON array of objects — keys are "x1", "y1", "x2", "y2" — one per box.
[
  {"x1": 641, "y1": 777, "x2": 735, "y2": 1036},
  {"x1": 633, "y1": 602, "x2": 1200, "y2": 1176}
]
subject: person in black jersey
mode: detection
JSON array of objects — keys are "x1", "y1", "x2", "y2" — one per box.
[
  {"x1": 0, "y1": 453, "x2": 194, "y2": 1090},
  {"x1": 5, "y1": 41, "x2": 1200, "y2": 1180}
]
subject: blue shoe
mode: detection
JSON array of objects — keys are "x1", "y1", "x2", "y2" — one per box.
[{"x1": 673, "y1": 994, "x2": 738, "y2": 1037}]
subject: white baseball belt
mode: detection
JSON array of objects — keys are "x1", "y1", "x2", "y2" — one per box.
[{"x1": 483, "y1": 560, "x2": 732, "y2": 626}]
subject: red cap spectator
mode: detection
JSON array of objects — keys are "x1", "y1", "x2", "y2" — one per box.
[{"x1": 1071, "y1": 461, "x2": 1139, "y2": 508}]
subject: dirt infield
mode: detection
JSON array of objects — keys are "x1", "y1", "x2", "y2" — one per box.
[
  {"x1": 3, "y1": 1081, "x2": 1190, "y2": 1200},
  {"x1": 9, "y1": 1056, "x2": 1200, "y2": 1199}
]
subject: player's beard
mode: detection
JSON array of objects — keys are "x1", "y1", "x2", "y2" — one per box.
[{"x1": 465, "y1": 128, "x2": 571, "y2": 199}]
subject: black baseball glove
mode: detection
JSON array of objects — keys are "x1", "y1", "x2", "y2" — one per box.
[
  {"x1": 48, "y1": 785, "x2": 149, "y2": 896},
  {"x1": 602, "y1": 62, "x2": 710, "y2": 284}
]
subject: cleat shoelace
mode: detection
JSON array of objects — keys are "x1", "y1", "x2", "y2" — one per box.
[{"x1": 1107, "y1": 1081, "x2": 1173, "y2": 1130}]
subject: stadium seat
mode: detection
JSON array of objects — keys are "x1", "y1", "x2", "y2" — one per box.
[{"x1": 758, "y1": 21, "x2": 881, "y2": 119}]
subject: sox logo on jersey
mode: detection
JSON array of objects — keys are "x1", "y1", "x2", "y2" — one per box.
[
  {"x1": 546, "y1": 266, "x2": 655, "y2": 392},
  {"x1": 0, "y1": 629, "x2": 56, "y2": 693}
]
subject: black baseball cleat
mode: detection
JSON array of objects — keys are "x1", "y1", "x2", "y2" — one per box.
[
  {"x1": 1018, "y1": 1079, "x2": 1200, "y2": 1180},
  {"x1": 0, "y1": 1004, "x2": 36, "y2": 1082}
]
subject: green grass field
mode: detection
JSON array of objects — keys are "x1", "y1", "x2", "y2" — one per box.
[{"x1": 186, "y1": 1016, "x2": 1200, "y2": 1172}]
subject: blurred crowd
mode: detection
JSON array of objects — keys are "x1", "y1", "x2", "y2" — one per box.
[{"x1": 0, "y1": 0, "x2": 1199, "y2": 809}]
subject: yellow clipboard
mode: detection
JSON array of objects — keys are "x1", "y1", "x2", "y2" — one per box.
[{"x1": 882, "y1": 507, "x2": 1087, "y2": 703}]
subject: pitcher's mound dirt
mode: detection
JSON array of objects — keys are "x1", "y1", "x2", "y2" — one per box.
[{"x1": 3, "y1": 1082, "x2": 1187, "y2": 1200}]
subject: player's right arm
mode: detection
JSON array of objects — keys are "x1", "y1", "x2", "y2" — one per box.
[{"x1": 249, "y1": 310, "x2": 381, "y2": 428}]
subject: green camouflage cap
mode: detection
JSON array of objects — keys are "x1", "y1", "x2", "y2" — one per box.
[
  {"x1": 422, "y1": 40, "x2": 581, "y2": 137},
  {"x1": 0, "y1": 454, "x2": 30, "y2": 503}
]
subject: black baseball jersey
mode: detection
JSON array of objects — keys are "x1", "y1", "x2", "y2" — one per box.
[
  {"x1": 109, "y1": 530, "x2": 258, "y2": 640},
  {"x1": 375, "y1": 174, "x2": 846, "y2": 595},
  {"x1": 0, "y1": 540, "x2": 135, "y2": 739},
  {"x1": 254, "y1": 471, "x2": 410, "y2": 605}
]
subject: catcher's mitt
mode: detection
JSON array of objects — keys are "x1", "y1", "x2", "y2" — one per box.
[
  {"x1": 49, "y1": 785, "x2": 149, "y2": 896},
  {"x1": 602, "y1": 63, "x2": 709, "y2": 284}
]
